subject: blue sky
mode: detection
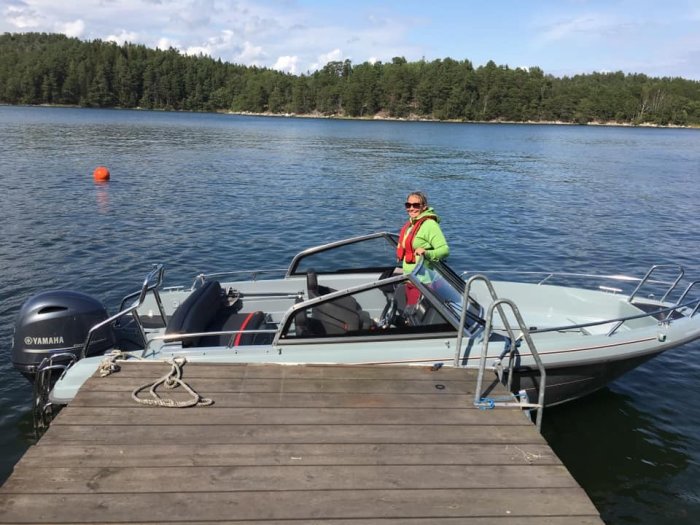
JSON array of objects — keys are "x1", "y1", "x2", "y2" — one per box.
[{"x1": 2, "y1": 0, "x2": 699, "y2": 79}]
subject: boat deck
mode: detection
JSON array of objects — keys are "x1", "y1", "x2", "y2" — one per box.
[{"x1": 0, "y1": 362, "x2": 603, "y2": 523}]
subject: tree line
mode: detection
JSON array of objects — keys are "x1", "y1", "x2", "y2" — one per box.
[{"x1": 2, "y1": 32, "x2": 699, "y2": 126}]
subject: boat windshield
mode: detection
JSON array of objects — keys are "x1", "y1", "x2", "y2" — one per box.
[{"x1": 412, "y1": 260, "x2": 483, "y2": 325}]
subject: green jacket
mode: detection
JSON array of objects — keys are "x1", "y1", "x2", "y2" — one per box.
[{"x1": 399, "y1": 207, "x2": 450, "y2": 274}]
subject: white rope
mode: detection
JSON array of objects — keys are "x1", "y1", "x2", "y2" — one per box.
[
  {"x1": 98, "y1": 349, "x2": 129, "y2": 377},
  {"x1": 131, "y1": 356, "x2": 214, "y2": 408}
]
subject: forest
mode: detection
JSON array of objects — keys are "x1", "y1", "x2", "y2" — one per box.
[{"x1": 1, "y1": 32, "x2": 699, "y2": 126}]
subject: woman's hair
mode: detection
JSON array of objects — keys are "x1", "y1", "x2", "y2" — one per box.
[{"x1": 407, "y1": 191, "x2": 428, "y2": 206}]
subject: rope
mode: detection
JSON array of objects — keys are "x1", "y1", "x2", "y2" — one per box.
[
  {"x1": 98, "y1": 349, "x2": 129, "y2": 377},
  {"x1": 131, "y1": 356, "x2": 214, "y2": 408}
]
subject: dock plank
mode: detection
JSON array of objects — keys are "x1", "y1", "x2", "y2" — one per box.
[
  {"x1": 0, "y1": 363, "x2": 603, "y2": 524},
  {"x1": 49, "y1": 406, "x2": 531, "y2": 425},
  {"x1": 17, "y1": 442, "x2": 560, "y2": 468},
  {"x1": 0, "y1": 489, "x2": 599, "y2": 522}
]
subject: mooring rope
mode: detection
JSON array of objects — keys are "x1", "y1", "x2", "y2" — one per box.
[
  {"x1": 131, "y1": 356, "x2": 214, "y2": 408},
  {"x1": 98, "y1": 351, "x2": 213, "y2": 408},
  {"x1": 98, "y1": 349, "x2": 130, "y2": 377}
]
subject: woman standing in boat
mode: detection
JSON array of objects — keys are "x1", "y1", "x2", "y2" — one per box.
[{"x1": 397, "y1": 191, "x2": 450, "y2": 304}]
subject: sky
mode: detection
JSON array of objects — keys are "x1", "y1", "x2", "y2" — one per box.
[{"x1": 2, "y1": 0, "x2": 700, "y2": 80}]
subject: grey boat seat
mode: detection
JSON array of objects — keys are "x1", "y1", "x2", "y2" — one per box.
[
  {"x1": 165, "y1": 280, "x2": 267, "y2": 347},
  {"x1": 305, "y1": 270, "x2": 372, "y2": 335}
]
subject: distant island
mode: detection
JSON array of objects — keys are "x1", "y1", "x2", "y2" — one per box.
[{"x1": 1, "y1": 32, "x2": 699, "y2": 127}]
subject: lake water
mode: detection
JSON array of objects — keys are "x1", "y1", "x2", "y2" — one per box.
[{"x1": 1, "y1": 106, "x2": 700, "y2": 523}]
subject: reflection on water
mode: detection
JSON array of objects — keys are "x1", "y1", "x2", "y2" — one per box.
[{"x1": 1, "y1": 107, "x2": 700, "y2": 523}]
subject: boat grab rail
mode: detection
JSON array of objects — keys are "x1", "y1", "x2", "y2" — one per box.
[
  {"x1": 481, "y1": 300, "x2": 546, "y2": 430},
  {"x1": 675, "y1": 280, "x2": 700, "y2": 318},
  {"x1": 83, "y1": 265, "x2": 166, "y2": 359},
  {"x1": 627, "y1": 264, "x2": 684, "y2": 304},
  {"x1": 482, "y1": 296, "x2": 700, "y2": 338},
  {"x1": 459, "y1": 275, "x2": 545, "y2": 431},
  {"x1": 192, "y1": 268, "x2": 289, "y2": 288},
  {"x1": 456, "y1": 274, "x2": 514, "y2": 366},
  {"x1": 143, "y1": 328, "x2": 278, "y2": 353},
  {"x1": 461, "y1": 269, "x2": 677, "y2": 290}
]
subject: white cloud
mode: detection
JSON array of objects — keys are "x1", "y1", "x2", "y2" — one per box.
[
  {"x1": 310, "y1": 48, "x2": 343, "y2": 72},
  {"x1": 4, "y1": 5, "x2": 41, "y2": 29},
  {"x1": 106, "y1": 30, "x2": 140, "y2": 45},
  {"x1": 236, "y1": 40, "x2": 265, "y2": 65},
  {"x1": 57, "y1": 19, "x2": 85, "y2": 38},
  {"x1": 185, "y1": 45, "x2": 211, "y2": 57},
  {"x1": 272, "y1": 55, "x2": 298, "y2": 74},
  {"x1": 156, "y1": 37, "x2": 180, "y2": 51}
]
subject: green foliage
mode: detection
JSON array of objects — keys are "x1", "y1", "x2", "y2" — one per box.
[{"x1": 1, "y1": 32, "x2": 699, "y2": 126}]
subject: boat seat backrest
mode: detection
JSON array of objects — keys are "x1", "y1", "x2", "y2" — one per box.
[
  {"x1": 306, "y1": 271, "x2": 372, "y2": 335},
  {"x1": 165, "y1": 280, "x2": 225, "y2": 347},
  {"x1": 307, "y1": 270, "x2": 334, "y2": 298},
  {"x1": 198, "y1": 310, "x2": 267, "y2": 347}
]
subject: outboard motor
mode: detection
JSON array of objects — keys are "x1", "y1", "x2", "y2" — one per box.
[{"x1": 12, "y1": 290, "x2": 116, "y2": 382}]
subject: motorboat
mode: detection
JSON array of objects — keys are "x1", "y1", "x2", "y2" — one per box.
[{"x1": 12, "y1": 232, "x2": 700, "y2": 423}]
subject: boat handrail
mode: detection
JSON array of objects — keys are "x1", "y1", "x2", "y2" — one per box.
[
  {"x1": 286, "y1": 231, "x2": 397, "y2": 277},
  {"x1": 143, "y1": 328, "x2": 278, "y2": 353},
  {"x1": 675, "y1": 280, "x2": 700, "y2": 318},
  {"x1": 456, "y1": 274, "x2": 515, "y2": 366},
  {"x1": 482, "y1": 297, "x2": 700, "y2": 337},
  {"x1": 461, "y1": 269, "x2": 676, "y2": 289},
  {"x1": 463, "y1": 275, "x2": 546, "y2": 430},
  {"x1": 192, "y1": 268, "x2": 290, "y2": 288},
  {"x1": 83, "y1": 265, "x2": 166, "y2": 359},
  {"x1": 627, "y1": 264, "x2": 684, "y2": 304},
  {"x1": 524, "y1": 297, "x2": 700, "y2": 337}
]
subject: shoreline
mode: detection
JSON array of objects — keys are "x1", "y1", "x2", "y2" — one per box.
[
  {"x1": 227, "y1": 110, "x2": 700, "y2": 129},
  {"x1": 5, "y1": 103, "x2": 698, "y2": 129}
]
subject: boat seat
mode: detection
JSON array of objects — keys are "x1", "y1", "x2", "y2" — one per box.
[
  {"x1": 165, "y1": 281, "x2": 269, "y2": 347},
  {"x1": 307, "y1": 269, "x2": 334, "y2": 298},
  {"x1": 306, "y1": 271, "x2": 372, "y2": 335},
  {"x1": 199, "y1": 310, "x2": 267, "y2": 347},
  {"x1": 165, "y1": 280, "x2": 226, "y2": 347}
]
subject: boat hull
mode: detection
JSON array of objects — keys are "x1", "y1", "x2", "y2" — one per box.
[{"x1": 511, "y1": 352, "x2": 660, "y2": 406}]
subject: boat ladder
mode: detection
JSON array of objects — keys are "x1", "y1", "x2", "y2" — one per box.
[
  {"x1": 32, "y1": 352, "x2": 78, "y2": 437},
  {"x1": 455, "y1": 274, "x2": 547, "y2": 431}
]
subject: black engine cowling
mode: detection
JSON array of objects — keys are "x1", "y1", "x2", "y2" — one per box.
[{"x1": 12, "y1": 290, "x2": 116, "y2": 381}]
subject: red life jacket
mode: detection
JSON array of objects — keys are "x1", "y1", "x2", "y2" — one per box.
[{"x1": 397, "y1": 215, "x2": 436, "y2": 264}]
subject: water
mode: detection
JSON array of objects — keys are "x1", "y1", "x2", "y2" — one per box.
[{"x1": 1, "y1": 106, "x2": 700, "y2": 523}]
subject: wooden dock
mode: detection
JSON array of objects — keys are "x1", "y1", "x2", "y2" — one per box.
[{"x1": 0, "y1": 362, "x2": 603, "y2": 524}]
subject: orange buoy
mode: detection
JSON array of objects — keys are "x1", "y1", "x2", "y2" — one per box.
[{"x1": 93, "y1": 166, "x2": 110, "y2": 182}]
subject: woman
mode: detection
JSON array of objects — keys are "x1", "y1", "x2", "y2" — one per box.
[{"x1": 396, "y1": 191, "x2": 449, "y2": 304}]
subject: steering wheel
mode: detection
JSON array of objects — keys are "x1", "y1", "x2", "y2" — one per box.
[{"x1": 378, "y1": 297, "x2": 398, "y2": 328}]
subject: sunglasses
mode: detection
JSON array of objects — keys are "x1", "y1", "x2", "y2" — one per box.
[{"x1": 404, "y1": 202, "x2": 423, "y2": 209}]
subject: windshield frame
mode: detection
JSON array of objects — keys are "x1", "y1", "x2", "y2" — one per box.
[{"x1": 286, "y1": 232, "x2": 398, "y2": 277}]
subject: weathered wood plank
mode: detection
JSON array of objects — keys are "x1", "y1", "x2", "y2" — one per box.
[
  {"x1": 68, "y1": 391, "x2": 473, "y2": 408},
  {"x1": 53, "y1": 516, "x2": 603, "y2": 525},
  {"x1": 37, "y1": 423, "x2": 546, "y2": 445},
  {"x1": 50, "y1": 406, "x2": 532, "y2": 426},
  {"x1": 103, "y1": 362, "x2": 476, "y2": 380},
  {"x1": 0, "y1": 488, "x2": 600, "y2": 522},
  {"x1": 18, "y1": 442, "x2": 560, "y2": 468},
  {"x1": 0, "y1": 464, "x2": 579, "y2": 494},
  {"x1": 76, "y1": 376, "x2": 484, "y2": 395}
]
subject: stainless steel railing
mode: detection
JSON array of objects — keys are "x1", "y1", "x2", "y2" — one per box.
[{"x1": 456, "y1": 274, "x2": 546, "y2": 431}]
